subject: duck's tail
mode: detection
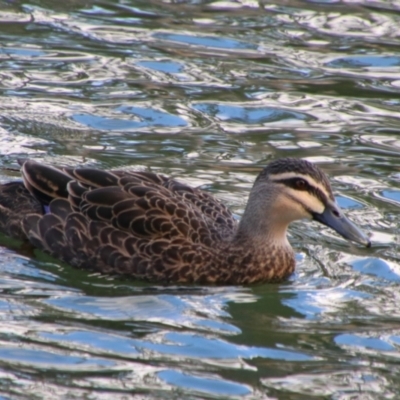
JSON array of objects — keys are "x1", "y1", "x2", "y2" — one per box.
[{"x1": 0, "y1": 181, "x2": 43, "y2": 240}]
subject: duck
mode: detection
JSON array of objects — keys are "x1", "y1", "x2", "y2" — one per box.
[{"x1": 0, "y1": 158, "x2": 370, "y2": 284}]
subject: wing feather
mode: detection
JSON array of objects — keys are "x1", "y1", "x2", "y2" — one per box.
[{"x1": 17, "y1": 160, "x2": 236, "y2": 281}]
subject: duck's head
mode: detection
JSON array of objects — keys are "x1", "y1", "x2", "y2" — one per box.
[{"x1": 238, "y1": 158, "x2": 370, "y2": 247}]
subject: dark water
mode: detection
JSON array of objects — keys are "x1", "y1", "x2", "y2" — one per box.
[{"x1": 0, "y1": 0, "x2": 400, "y2": 398}]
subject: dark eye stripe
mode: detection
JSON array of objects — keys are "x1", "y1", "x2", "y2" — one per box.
[
  {"x1": 275, "y1": 178, "x2": 308, "y2": 190},
  {"x1": 275, "y1": 178, "x2": 328, "y2": 205}
]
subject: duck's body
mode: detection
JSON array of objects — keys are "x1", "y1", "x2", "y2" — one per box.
[{"x1": 0, "y1": 158, "x2": 369, "y2": 284}]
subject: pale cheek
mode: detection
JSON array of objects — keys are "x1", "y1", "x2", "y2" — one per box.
[
  {"x1": 286, "y1": 189, "x2": 325, "y2": 214},
  {"x1": 272, "y1": 196, "x2": 312, "y2": 223}
]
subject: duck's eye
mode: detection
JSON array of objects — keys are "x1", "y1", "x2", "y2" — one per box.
[{"x1": 295, "y1": 179, "x2": 307, "y2": 190}]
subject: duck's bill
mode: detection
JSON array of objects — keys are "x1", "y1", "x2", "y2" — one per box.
[{"x1": 313, "y1": 201, "x2": 371, "y2": 247}]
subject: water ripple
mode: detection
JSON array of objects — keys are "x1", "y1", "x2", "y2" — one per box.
[{"x1": 0, "y1": 0, "x2": 399, "y2": 398}]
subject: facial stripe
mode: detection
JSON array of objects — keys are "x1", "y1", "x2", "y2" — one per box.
[
  {"x1": 269, "y1": 172, "x2": 332, "y2": 200},
  {"x1": 271, "y1": 174, "x2": 330, "y2": 214},
  {"x1": 284, "y1": 188, "x2": 325, "y2": 214}
]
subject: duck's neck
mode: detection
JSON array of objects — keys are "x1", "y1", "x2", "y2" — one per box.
[
  {"x1": 218, "y1": 186, "x2": 297, "y2": 283},
  {"x1": 224, "y1": 225, "x2": 295, "y2": 283},
  {"x1": 235, "y1": 215, "x2": 290, "y2": 249},
  {"x1": 235, "y1": 188, "x2": 291, "y2": 249}
]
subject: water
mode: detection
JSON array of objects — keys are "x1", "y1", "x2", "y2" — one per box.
[{"x1": 0, "y1": 0, "x2": 400, "y2": 398}]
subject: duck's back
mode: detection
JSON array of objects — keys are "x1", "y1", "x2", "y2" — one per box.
[{"x1": 0, "y1": 160, "x2": 238, "y2": 282}]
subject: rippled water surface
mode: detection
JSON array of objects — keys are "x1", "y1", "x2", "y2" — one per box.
[{"x1": 1, "y1": 0, "x2": 400, "y2": 398}]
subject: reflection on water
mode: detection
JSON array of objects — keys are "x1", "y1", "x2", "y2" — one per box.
[{"x1": 1, "y1": 0, "x2": 400, "y2": 398}]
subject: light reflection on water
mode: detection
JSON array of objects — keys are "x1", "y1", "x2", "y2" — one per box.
[{"x1": 0, "y1": 0, "x2": 400, "y2": 398}]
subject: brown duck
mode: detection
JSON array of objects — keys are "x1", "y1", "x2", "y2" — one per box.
[{"x1": 0, "y1": 158, "x2": 370, "y2": 284}]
